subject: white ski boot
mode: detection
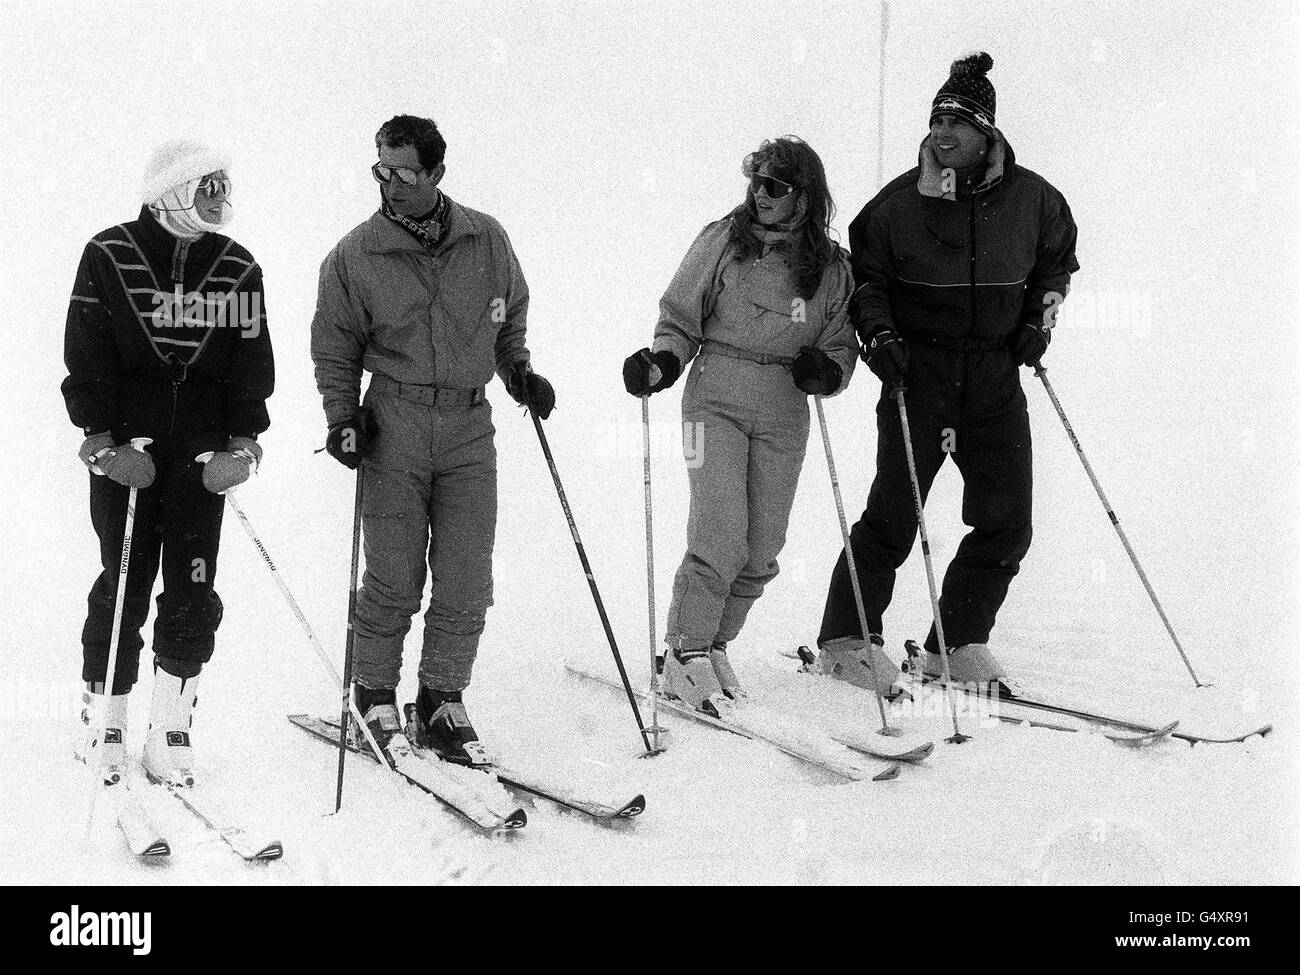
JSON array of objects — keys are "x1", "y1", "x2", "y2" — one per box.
[
  {"x1": 709, "y1": 645, "x2": 747, "y2": 703},
  {"x1": 74, "y1": 683, "x2": 130, "y2": 785},
  {"x1": 816, "y1": 635, "x2": 904, "y2": 697},
  {"x1": 142, "y1": 669, "x2": 199, "y2": 788},
  {"x1": 924, "y1": 643, "x2": 1010, "y2": 685},
  {"x1": 663, "y1": 647, "x2": 727, "y2": 713}
]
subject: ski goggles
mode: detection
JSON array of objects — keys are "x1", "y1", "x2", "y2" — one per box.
[
  {"x1": 746, "y1": 172, "x2": 796, "y2": 199},
  {"x1": 371, "y1": 162, "x2": 423, "y2": 186},
  {"x1": 197, "y1": 174, "x2": 231, "y2": 198}
]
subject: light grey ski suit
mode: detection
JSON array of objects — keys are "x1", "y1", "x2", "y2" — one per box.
[
  {"x1": 652, "y1": 218, "x2": 857, "y2": 652},
  {"x1": 311, "y1": 198, "x2": 530, "y2": 691}
]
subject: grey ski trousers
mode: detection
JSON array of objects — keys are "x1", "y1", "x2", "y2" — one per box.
[
  {"x1": 665, "y1": 353, "x2": 809, "y2": 651},
  {"x1": 352, "y1": 384, "x2": 497, "y2": 692}
]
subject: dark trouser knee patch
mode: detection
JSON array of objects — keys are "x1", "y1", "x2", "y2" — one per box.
[{"x1": 153, "y1": 589, "x2": 224, "y2": 663}]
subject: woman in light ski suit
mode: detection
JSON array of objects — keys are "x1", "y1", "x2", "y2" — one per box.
[{"x1": 623, "y1": 136, "x2": 857, "y2": 710}]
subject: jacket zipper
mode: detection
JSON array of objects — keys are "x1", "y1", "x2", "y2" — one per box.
[
  {"x1": 968, "y1": 194, "x2": 977, "y2": 331},
  {"x1": 167, "y1": 239, "x2": 190, "y2": 439},
  {"x1": 963, "y1": 193, "x2": 978, "y2": 411}
]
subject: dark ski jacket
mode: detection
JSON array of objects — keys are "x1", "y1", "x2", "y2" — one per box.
[
  {"x1": 848, "y1": 134, "x2": 1079, "y2": 346},
  {"x1": 61, "y1": 207, "x2": 274, "y2": 444}
]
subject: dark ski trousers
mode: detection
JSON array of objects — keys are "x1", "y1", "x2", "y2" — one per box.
[
  {"x1": 82, "y1": 434, "x2": 226, "y2": 694},
  {"x1": 818, "y1": 345, "x2": 1032, "y2": 653}
]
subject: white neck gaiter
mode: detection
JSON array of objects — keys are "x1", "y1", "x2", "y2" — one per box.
[{"x1": 148, "y1": 178, "x2": 232, "y2": 240}]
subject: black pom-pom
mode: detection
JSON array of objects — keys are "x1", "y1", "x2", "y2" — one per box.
[{"x1": 950, "y1": 52, "x2": 993, "y2": 77}]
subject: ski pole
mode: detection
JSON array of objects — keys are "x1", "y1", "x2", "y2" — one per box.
[
  {"x1": 335, "y1": 468, "x2": 365, "y2": 812},
  {"x1": 640, "y1": 396, "x2": 668, "y2": 754},
  {"x1": 194, "y1": 457, "x2": 392, "y2": 776},
  {"x1": 529, "y1": 410, "x2": 655, "y2": 753},
  {"x1": 84, "y1": 436, "x2": 152, "y2": 838},
  {"x1": 892, "y1": 386, "x2": 969, "y2": 743},
  {"x1": 813, "y1": 396, "x2": 897, "y2": 736},
  {"x1": 1032, "y1": 364, "x2": 1205, "y2": 687}
]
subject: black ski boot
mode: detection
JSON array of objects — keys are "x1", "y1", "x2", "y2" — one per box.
[
  {"x1": 352, "y1": 684, "x2": 401, "y2": 752},
  {"x1": 411, "y1": 686, "x2": 491, "y2": 767}
]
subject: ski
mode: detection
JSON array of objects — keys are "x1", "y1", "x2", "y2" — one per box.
[
  {"x1": 297, "y1": 713, "x2": 646, "y2": 822},
  {"x1": 832, "y1": 728, "x2": 935, "y2": 762},
  {"x1": 786, "y1": 645, "x2": 1169, "y2": 747},
  {"x1": 911, "y1": 672, "x2": 1181, "y2": 744},
  {"x1": 565, "y1": 661, "x2": 903, "y2": 782},
  {"x1": 489, "y1": 763, "x2": 646, "y2": 821},
  {"x1": 897, "y1": 640, "x2": 1237, "y2": 744},
  {"x1": 144, "y1": 775, "x2": 283, "y2": 860},
  {"x1": 107, "y1": 782, "x2": 170, "y2": 859},
  {"x1": 288, "y1": 714, "x2": 527, "y2": 833}
]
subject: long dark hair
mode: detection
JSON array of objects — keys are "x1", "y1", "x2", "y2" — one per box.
[{"x1": 730, "y1": 136, "x2": 838, "y2": 299}]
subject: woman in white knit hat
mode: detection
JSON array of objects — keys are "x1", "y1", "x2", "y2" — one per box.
[{"x1": 63, "y1": 139, "x2": 275, "y2": 789}]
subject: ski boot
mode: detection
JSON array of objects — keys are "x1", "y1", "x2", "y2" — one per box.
[
  {"x1": 709, "y1": 643, "x2": 747, "y2": 704},
  {"x1": 74, "y1": 683, "x2": 130, "y2": 785},
  {"x1": 351, "y1": 684, "x2": 402, "y2": 756},
  {"x1": 142, "y1": 667, "x2": 199, "y2": 788},
  {"x1": 914, "y1": 641, "x2": 1013, "y2": 691},
  {"x1": 410, "y1": 686, "x2": 491, "y2": 767},
  {"x1": 663, "y1": 646, "x2": 727, "y2": 714},
  {"x1": 814, "y1": 635, "x2": 904, "y2": 698}
]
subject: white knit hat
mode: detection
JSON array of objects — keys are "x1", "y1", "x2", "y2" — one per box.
[{"x1": 141, "y1": 139, "x2": 231, "y2": 206}]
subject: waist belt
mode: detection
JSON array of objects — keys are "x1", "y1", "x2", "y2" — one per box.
[
  {"x1": 369, "y1": 374, "x2": 485, "y2": 409},
  {"x1": 903, "y1": 333, "x2": 1010, "y2": 353},
  {"x1": 701, "y1": 339, "x2": 794, "y2": 367}
]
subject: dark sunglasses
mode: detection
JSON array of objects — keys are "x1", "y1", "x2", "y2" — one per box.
[
  {"x1": 371, "y1": 162, "x2": 423, "y2": 186},
  {"x1": 197, "y1": 175, "x2": 231, "y2": 198},
  {"x1": 748, "y1": 172, "x2": 796, "y2": 199}
]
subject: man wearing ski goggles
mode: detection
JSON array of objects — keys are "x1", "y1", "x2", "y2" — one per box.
[
  {"x1": 371, "y1": 162, "x2": 422, "y2": 187},
  {"x1": 313, "y1": 114, "x2": 554, "y2": 766}
]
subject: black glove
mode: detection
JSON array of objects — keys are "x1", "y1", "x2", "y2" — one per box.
[
  {"x1": 506, "y1": 362, "x2": 556, "y2": 419},
  {"x1": 326, "y1": 407, "x2": 376, "y2": 470},
  {"x1": 791, "y1": 346, "x2": 843, "y2": 395},
  {"x1": 1010, "y1": 323, "x2": 1050, "y2": 366},
  {"x1": 622, "y1": 348, "x2": 681, "y2": 396},
  {"x1": 864, "y1": 329, "x2": 909, "y2": 384}
]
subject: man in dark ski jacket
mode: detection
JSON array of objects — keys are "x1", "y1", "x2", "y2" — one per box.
[
  {"x1": 815, "y1": 53, "x2": 1079, "y2": 689},
  {"x1": 63, "y1": 140, "x2": 274, "y2": 787}
]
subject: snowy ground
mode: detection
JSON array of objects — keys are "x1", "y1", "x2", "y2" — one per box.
[{"x1": 1, "y1": 1, "x2": 1297, "y2": 885}]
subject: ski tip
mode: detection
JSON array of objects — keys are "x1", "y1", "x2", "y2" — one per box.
[
  {"x1": 872, "y1": 763, "x2": 903, "y2": 782},
  {"x1": 617, "y1": 795, "x2": 647, "y2": 818},
  {"x1": 141, "y1": 839, "x2": 171, "y2": 858},
  {"x1": 254, "y1": 841, "x2": 284, "y2": 860},
  {"x1": 497, "y1": 808, "x2": 528, "y2": 832}
]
